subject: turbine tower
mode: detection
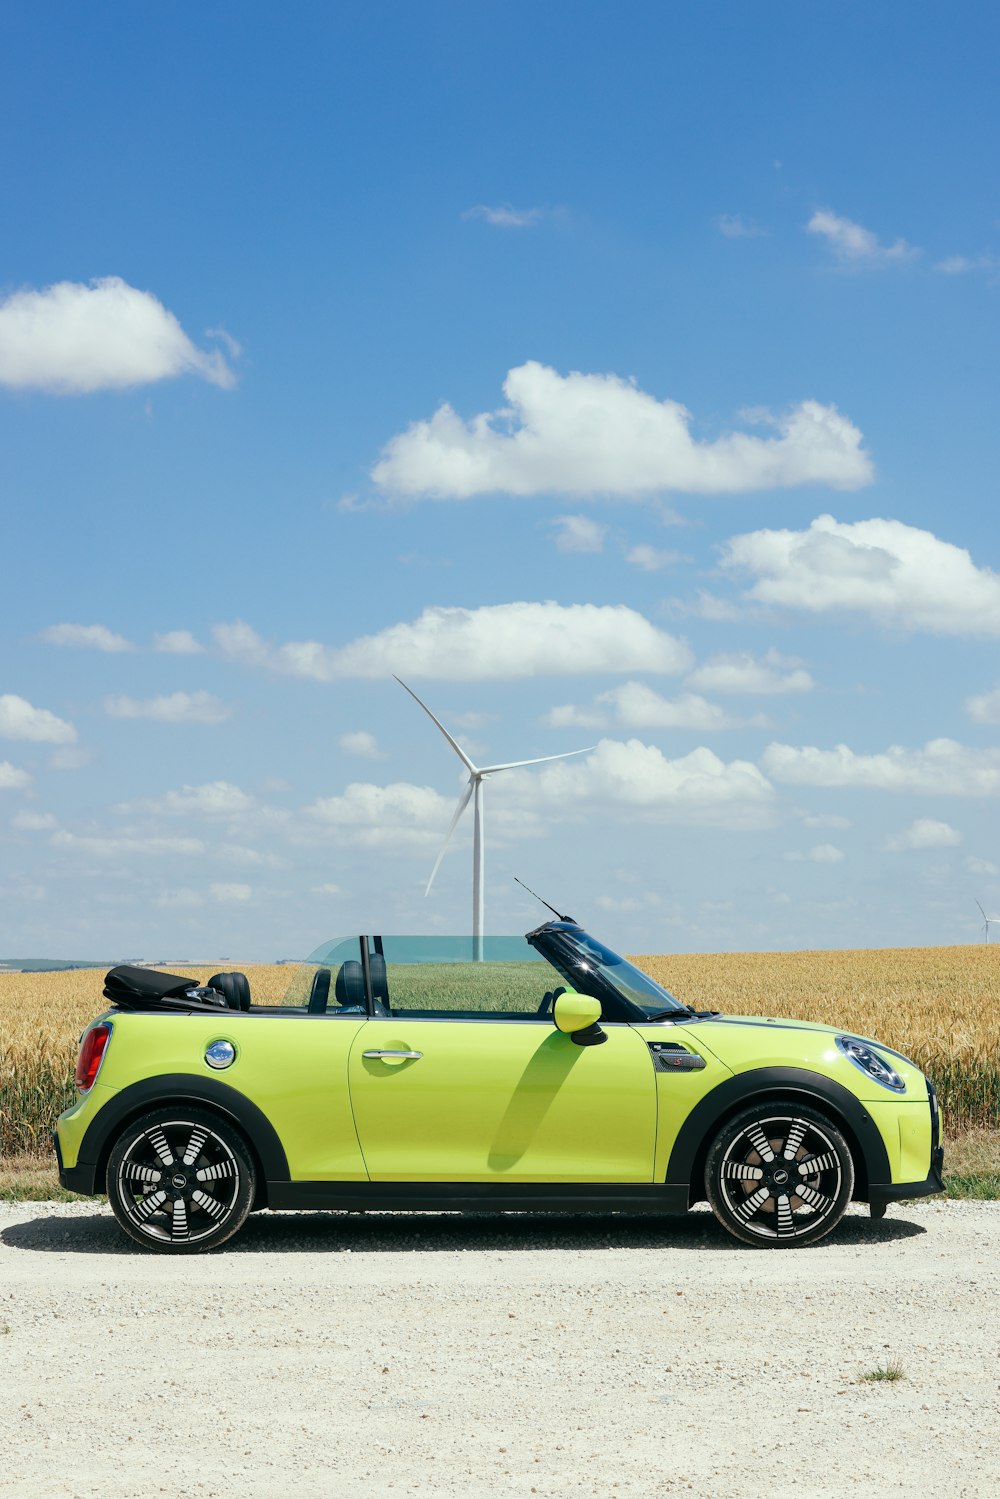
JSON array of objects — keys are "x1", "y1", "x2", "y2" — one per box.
[
  {"x1": 975, "y1": 899, "x2": 999, "y2": 944},
  {"x1": 395, "y1": 677, "x2": 591, "y2": 959}
]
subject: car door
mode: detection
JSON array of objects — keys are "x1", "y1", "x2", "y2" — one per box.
[{"x1": 346, "y1": 943, "x2": 656, "y2": 1183}]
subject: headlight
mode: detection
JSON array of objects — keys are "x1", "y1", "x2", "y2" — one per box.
[{"x1": 836, "y1": 1035, "x2": 906, "y2": 1093}]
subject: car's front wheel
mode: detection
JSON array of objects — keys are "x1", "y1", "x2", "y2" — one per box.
[
  {"x1": 106, "y1": 1108, "x2": 256, "y2": 1252},
  {"x1": 705, "y1": 1102, "x2": 855, "y2": 1247}
]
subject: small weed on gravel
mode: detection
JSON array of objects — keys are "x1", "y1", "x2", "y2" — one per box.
[{"x1": 859, "y1": 1359, "x2": 905, "y2": 1383}]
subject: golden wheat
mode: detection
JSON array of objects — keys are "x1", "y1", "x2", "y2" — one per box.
[{"x1": 1, "y1": 947, "x2": 998, "y2": 1155}]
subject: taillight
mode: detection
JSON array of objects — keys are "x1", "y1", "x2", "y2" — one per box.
[{"x1": 75, "y1": 1023, "x2": 112, "y2": 1091}]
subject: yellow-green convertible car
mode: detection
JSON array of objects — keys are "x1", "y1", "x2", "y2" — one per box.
[{"x1": 54, "y1": 920, "x2": 944, "y2": 1252}]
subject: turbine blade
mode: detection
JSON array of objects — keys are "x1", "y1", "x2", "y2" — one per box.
[
  {"x1": 426, "y1": 780, "x2": 474, "y2": 895},
  {"x1": 975, "y1": 899, "x2": 988, "y2": 922},
  {"x1": 480, "y1": 746, "x2": 594, "y2": 775},
  {"x1": 394, "y1": 676, "x2": 478, "y2": 774}
]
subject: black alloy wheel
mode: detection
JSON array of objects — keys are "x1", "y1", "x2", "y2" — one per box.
[
  {"x1": 705, "y1": 1102, "x2": 855, "y2": 1248},
  {"x1": 106, "y1": 1108, "x2": 256, "y2": 1253}
]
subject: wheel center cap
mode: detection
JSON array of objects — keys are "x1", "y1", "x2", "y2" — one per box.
[
  {"x1": 171, "y1": 1172, "x2": 188, "y2": 1190},
  {"x1": 771, "y1": 1166, "x2": 790, "y2": 1187}
]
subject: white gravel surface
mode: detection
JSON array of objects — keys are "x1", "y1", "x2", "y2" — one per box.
[{"x1": 1, "y1": 1199, "x2": 998, "y2": 1499}]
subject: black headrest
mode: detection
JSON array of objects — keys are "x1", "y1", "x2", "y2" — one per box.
[
  {"x1": 207, "y1": 971, "x2": 251, "y2": 1011},
  {"x1": 307, "y1": 967, "x2": 332, "y2": 1014},
  {"x1": 334, "y1": 960, "x2": 366, "y2": 1009},
  {"x1": 368, "y1": 952, "x2": 389, "y2": 1004}
]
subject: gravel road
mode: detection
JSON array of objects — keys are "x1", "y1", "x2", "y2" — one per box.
[{"x1": 1, "y1": 1199, "x2": 997, "y2": 1499}]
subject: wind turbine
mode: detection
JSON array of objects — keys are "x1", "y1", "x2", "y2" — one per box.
[
  {"x1": 975, "y1": 899, "x2": 999, "y2": 944},
  {"x1": 395, "y1": 677, "x2": 592, "y2": 959}
]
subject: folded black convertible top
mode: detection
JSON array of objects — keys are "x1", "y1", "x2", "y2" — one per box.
[{"x1": 103, "y1": 965, "x2": 228, "y2": 1012}]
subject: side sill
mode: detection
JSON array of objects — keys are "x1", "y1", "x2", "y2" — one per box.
[{"x1": 266, "y1": 1181, "x2": 690, "y2": 1215}]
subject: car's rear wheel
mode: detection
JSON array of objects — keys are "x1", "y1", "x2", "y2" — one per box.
[
  {"x1": 106, "y1": 1108, "x2": 256, "y2": 1253},
  {"x1": 705, "y1": 1102, "x2": 854, "y2": 1248}
]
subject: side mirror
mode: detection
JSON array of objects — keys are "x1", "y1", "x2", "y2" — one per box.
[{"x1": 552, "y1": 991, "x2": 607, "y2": 1047}]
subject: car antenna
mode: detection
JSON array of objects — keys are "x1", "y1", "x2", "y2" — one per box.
[{"x1": 514, "y1": 876, "x2": 575, "y2": 923}]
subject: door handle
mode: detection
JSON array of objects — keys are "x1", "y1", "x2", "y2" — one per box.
[{"x1": 362, "y1": 1049, "x2": 423, "y2": 1061}]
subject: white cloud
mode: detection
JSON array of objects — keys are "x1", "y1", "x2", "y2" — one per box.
[
  {"x1": 307, "y1": 782, "x2": 458, "y2": 850},
  {"x1": 784, "y1": 844, "x2": 845, "y2": 864},
  {"x1": 311, "y1": 883, "x2": 343, "y2": 896},
  {"x1": 552, "y1": 514, "x2": 606, "y2": 554},
  {"x1": 156, "y1": 888, "x2": 202, "y2": 909},
  {"x1": 665, "y1": 590, "x2": 755, "y2": 623},
  {"x1": 104, "y1": 691, "x2": 230, "y2": 725},
  {"x1": 214, "y1": 602, "x2": 693, "y2": 681},
  {"x1": 210, "y1": 882, "x2": 253, "y2": 904},
  {"x1": 966, "y1": 856, "x2": 999, "y2": 877},
  {"x1": 542, "y1": 704, "x2": 610, "y2": 730},
  {"x1": 40, "y1": 622, "x2": 134, "y2": 652},
  {"x1": 624, "y1": 544, "x2": 688, "y2": 572},
  {"x1": 595, "y1": 682, "x2": 750, "y2": 731},
  {"x1": 806, "y1": 210, "x2": 918, "y2": 266},
  {"x1": 522, "y1": 738, "x2": 775, "y2": 829},
  {"x1": 446, "y1": 710, "x2": 496, "y2": 731},
  {"x1": 799, "y1": 812, "x2": 852, "y2": 829},
  {"x1": 718, "y1": 213, "x2": 766, "y2": 239},
  {"x1": 886, "y1": 818, "x2": 962, "y2": 851},
  {"x1": 338, "y1": 730, "x2": 387, "y2": 759},
  {"x1": 462, "y1": 204, "x2": 545, "y2": 228},
  {"x1": 307, "y1": 780, "x2": 543, "y2": 852},
  {"x1": 49, "y1": 746, "x2": 90, "y2": 770},
  {"x1": 119, "y1": 781, "x2": 256, "y2": 818},
  {"x1": 595, "y1": 892, "x2": 665, "y2": 914},
  {"x1": 935, "y1": 254, "x2": 999, "y2": 276},
  {"x1": 370, "y1": 361, "x2": 872, "y2": 498},
  {"x1": 686, "y1": 649, "x2": 814, "y2": 695},
  {"x1": 0, "y1": 276, "x2": 235, "y2": 393},
  {"x1": 11, "y1": 809, "x2": 57, "y2": 830},
  {"x1": 204, "y1": 326, "x2": 242, "y2": 360},
  {"x1": 153, "y1": 630, "x2": 203, "y2": 655},
  {"x1": 51, "y1": 830, "x2": 205, "y2": 858},
  {"x1": 215, "y1": 843, "x2": 288, "y2": 869},
  {"x1": 762, "y1": 738, "x2": 1000, "y2": 796},
  {"x1": 0, "y1": 761, "x2": 30, "y2": 790},
  {"x1": 0, "y1": 694, "x2": 76, "y2": 743},
  {"x1": 965, "y1": 686, "x2": 1000, "y2": 724},
  {"x1": 722, "y1": 514, "x2": 1000, "y2": 635}
]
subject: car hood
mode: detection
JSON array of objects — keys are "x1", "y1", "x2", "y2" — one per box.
[{"x1": 666, "y1": 1012, "x2": 919, "y2": 1081}]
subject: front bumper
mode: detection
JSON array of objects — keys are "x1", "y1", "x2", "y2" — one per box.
[
  {"x1": 868, "y1": 1145, "x2": 945, "y2": 1213},
  {"x1": 867, "y1": 1078, "x2": 944, "y2": 1216}
]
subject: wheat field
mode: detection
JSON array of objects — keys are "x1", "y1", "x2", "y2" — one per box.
[{"x1": 1, "y1": 947, "x2": 999, "y2": 1157}]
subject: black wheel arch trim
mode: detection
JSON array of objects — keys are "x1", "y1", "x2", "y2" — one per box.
[
  {"x1": 62, "y1": 1074, "x2": 290, "y2": 1197},
  {"x1": 664, "y1": 1067, "x2": 891, "y2": 1204}
]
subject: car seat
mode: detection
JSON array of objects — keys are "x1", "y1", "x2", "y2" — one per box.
[
  {"x1": 368, "y1": 952, "x2": 391, "y2": 1014},
  {"x1": 333, "y1": 959, "x2": 366, "y2": 1011},
  {"x1": 207, "y1": 971, "x2": 252, "y2": 1011},
  {"x1": 307, "y1": 967, "x2": 332, "y2": 1014}
]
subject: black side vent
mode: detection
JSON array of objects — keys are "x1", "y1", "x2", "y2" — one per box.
[{"x1": 647, "y1": 1041, "x2": 707, "y2": 1073}]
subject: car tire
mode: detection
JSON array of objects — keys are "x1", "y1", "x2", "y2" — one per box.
[
  {"x1": 704, "y1": 1101, "x2": 855, "y2": 1248},
  {"x1": 106, "y1": 1107, "x2": 256, "y2": 1253}
]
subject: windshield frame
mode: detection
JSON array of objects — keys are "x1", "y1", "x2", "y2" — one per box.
[{"x1": 525, "y1": 922, "x2": 693, "y2": 1021}]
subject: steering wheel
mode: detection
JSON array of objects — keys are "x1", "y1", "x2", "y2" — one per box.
[{"x1": 536, "y1": 985, "x2": 566, "y2": 1017}]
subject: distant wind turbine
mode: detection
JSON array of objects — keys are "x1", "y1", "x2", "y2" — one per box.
[
  {"x1": 975, "y1": 899, "x2": 999, "y2": 944},
  {"x1": 395, "y1": 677, "x2": 592, "y2": 959}
]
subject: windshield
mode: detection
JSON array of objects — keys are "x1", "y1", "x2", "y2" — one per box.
[
  {"x1": 275, "y1": 928, "x2": 689, "y2": 1021},
  {"x1": 531, "y1": 925, "x2": 690, "y2": 1018}
]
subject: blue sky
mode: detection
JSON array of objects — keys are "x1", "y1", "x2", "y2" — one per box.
[{"x1": 2, "y1": 1, "x2": 999, "y2": 959}]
